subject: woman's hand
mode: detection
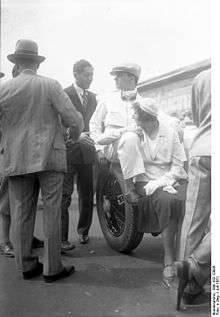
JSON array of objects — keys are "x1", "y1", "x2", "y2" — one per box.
[{"x1": 144, "y1": 180, "x2": 160, "y2": 196}]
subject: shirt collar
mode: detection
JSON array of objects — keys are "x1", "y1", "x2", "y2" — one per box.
[
  {"x1": 21, "y1": 69, "x2": 37, "y2": 75},
  {"x1": 75, "y1": 84, "x2": 84, "y2": 96}
]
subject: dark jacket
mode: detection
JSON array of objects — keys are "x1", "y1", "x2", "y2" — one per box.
[{"x1": 64, "y1": 85, "x2": 97, "y2": 164}]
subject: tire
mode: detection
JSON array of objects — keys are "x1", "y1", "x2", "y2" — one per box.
[{"x1": 96, "y1": 166, "x2": 144, "y2": 254}]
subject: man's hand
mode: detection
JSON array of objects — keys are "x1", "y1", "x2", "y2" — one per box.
[
  {"x1": 78, "y1": 132, "x2": 95, "y2": 147},
  {"x1": 65, "y1": 125, "x2": 79, "y2": 144}
]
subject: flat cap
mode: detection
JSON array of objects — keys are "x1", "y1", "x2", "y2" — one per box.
[{"x1": 110, "y1": 62, "x2": 141, "y2": 80}]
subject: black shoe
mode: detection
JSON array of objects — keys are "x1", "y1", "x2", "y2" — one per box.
[
  {"x1": 23, "y1": 262, "x2": 43, "y2": 280},
  {"x1": 183, "y1": 290, "x2": 204, "y2": 305},
  {"x1": 32, "y1": 237, "x2": 44, "y2": 249},
  {"x1": 79, "y1": 235, "x2": 89, "y2": 244},
  {"x1": 61, "y1": 241, "x2": 76, "y2": 252},
  {"x1": 43, "y1": 265, "x2": 75, "y2": 283},
  {"x1": 1, "y1": 243, "x2": 15, "y2": 258},
  {"x1": 175, "y1": 261, "x2": 190, "y2": 311}
]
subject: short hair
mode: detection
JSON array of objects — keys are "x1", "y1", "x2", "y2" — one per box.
[
  {"x1": 15, "y1": 57, "x2": 39, "y2": 68},
  {"x1": 73, "y1": 59, "x2": 93, "y2": 74}
]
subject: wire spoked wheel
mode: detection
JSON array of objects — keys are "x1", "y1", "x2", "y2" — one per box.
[
  {"x1": 101, "y1": 173, "x2": 126, "y2": 237},
  {"x1": 96, "y1": 167, "x2": 143, "y2": 254}
]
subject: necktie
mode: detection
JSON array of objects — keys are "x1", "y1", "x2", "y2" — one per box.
[{"x1": 81, "y1": 90, "x2": 88, "y2": 112}]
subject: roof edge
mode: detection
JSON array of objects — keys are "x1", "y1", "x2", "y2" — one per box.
[{"x1": 138, "y1": 59, "x2": 211, "y2": 90}]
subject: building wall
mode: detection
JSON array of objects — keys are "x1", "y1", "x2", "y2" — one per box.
[
  {"x1": 137, "y1": 60, "x2": 211, "y2": 116},
  {"x1": 138, "y1": 76, "x2": 194, "y2": 116}
]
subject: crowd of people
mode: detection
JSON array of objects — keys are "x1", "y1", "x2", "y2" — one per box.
[{"x1": 0, "y1": 39, "x2": 211, "y2": 310}]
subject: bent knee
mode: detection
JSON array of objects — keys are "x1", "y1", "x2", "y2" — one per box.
[{"x1": 119, "y1": 131, "x2": 140, "y2": 146}]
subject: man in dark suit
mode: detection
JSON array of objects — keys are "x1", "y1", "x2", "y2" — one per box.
[{"x1": 61, "y1": 59, "x2": 97, "y2": 250}]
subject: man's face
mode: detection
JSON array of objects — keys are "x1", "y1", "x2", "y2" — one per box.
[
  {"x1": 114, "y1": 72, "x2": 136, "y2": 91},
  {"x1": 75, "y1": 66, "x2": 94, "y2": 90}
]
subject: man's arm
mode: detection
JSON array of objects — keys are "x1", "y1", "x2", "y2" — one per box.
[
  {"x1": 49, "y1": 80, "x2": 84, "y2": 132},
  {"x1": 89, "y1": 99, "x2": 107, "y2": 151}
]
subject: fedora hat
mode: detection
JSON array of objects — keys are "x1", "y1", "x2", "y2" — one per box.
[
  {"x1": 7, "y1": 39, "x2": 45, "y2": 64},
  {"x1": 0, "y1": 72, "x2": 5, "y2": 78},
  {"x1": 110, "y1": 62, "x2": 141, "y2": 80}
]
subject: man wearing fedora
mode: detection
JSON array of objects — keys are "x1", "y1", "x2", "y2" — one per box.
[
  {"x1": 61, "y1": 59, "x2": 97, "y2": 249},
  {"x1": 0, "y1": 65, "x2": 44, "y2": 259},
  {"x1": 90, "y1": 62, "x2": 144, "y2": 204},
  {"x1": 0, "y1": 39, "x2": 84, "y2": 282}
]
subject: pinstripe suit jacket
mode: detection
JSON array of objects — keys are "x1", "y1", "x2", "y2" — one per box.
[{"x1": 0, "y1": 69, "x2": 83, "y2": 176}]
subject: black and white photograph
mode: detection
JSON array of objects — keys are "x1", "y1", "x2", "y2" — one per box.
[{"x1": 0, "y1": 0, "x2": 215, "y2": 316}]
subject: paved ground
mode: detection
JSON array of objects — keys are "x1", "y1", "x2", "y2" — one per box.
[{"x1": 0, "y1": 194, "x2": 210, "y2": 317}]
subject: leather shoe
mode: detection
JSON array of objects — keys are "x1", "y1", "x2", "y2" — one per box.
[
  {"x1": 0, "y1": 242, "x2": 15, "y2": 258},
  {"x1": 79, "y1": 235, "x2": 89, "y2": 244},
  {"x1": 124, "y1": 190, "x2": 139, "y2": 205},
  {"x1": 175, "y1": 261, "x2": 190, "y2": 310},
  {"x1": 32, "y1": 236, "x2": 44, "y2": 249},
  {"x1": 43, "y1": 265, "x2": 75, "y2": 283},
  {"x1": 183, "y1": 289, "x2": 204, "y2": 305},
  {"x1": 23, "y1": 262, "x2": 43, "y2": 280},
  {"x1": 61, "y1": 241, "x2": 76, "y2": 252}
]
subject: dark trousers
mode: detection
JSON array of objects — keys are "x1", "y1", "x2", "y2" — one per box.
[{"x1": 61, "y1": 164, "x2": 94, "y2": 241}]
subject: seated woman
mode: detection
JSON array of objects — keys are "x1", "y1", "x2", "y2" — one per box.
[
  {"x1": 131, "y1": 98, "x2": 187, "y2": 285},
  {"x1": 94, "y1": 97, "x2": 188, "y2": 285}
]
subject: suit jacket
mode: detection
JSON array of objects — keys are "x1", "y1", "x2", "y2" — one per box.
[
  {"x1": 0, "y1": 69, "x2": 83, "y2": 176},
  {"x1": 190, "y1": 69, "x2": 211, "y2": 157},
  {"x1": 64, "y1": 85, "x2": 97, "y2": 164}
]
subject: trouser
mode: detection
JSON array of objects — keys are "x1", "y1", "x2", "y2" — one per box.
[
  {"x1": 9, "y1": 171, "x2": 64, "y2": 276},
  {"x1": 61, "y1": 164, "x2": 94, "y2": 241},
  {"x1": 178, "y1": 156, "x2": 211, "y2": 288},
  {"x1": 0, "y1": 177, "x2": 10, "y2": 216},
  {"x1": 104, "y1": 132, "x2": 145, "y2": 179},
  {"x1": 0, "y1": 178, "x2": 11, "y2": 244}
]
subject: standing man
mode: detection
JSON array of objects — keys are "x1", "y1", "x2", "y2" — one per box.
[
  {"x1": 0, "y1": 65, "x2": 44, "y2": 259},
  {"x1": 0, "y1": 39, "x2": 83, "y2": 282},
  {"x1": 175, "y1": 69, "x2": 211, "y2": 309},
  {"x1": 61, "y1": 59, "x2": 97, "y2": 249}
]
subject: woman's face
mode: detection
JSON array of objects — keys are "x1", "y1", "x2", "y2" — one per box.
[{"x1": 133, "y1": 108, "x2": 145, "y2": 128}]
